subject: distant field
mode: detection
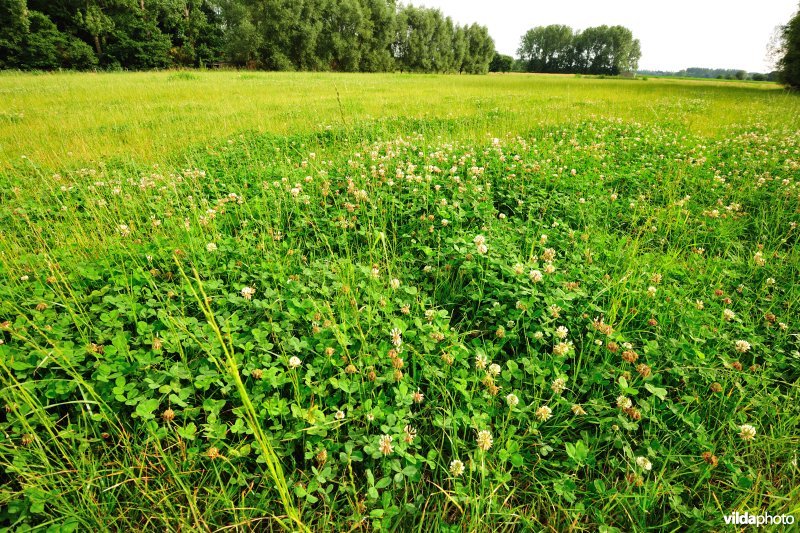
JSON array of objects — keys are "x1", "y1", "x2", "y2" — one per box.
[
  {"x1": 0, "y1": 71, "x2": 797, "y2": 169},
  {"x1": 1, "y1": 72, "x2": 799, "y2": 531}
]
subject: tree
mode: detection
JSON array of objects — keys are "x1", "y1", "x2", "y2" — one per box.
[
  {"x1": 778, "y1": 3, "x2": 800, "y2": 89},
  {"x1": 489, "y1": 52, "x2": 513, "y2": 73},
  {"x1": 462, "y1": 23, "x2": 494, "y2": 74},
  {"x1": 518, "y1": 24, "x2": 640, "y2": 75},
  {"x1": 518, "y1": 25, "x2": 573, "y2": 73}
]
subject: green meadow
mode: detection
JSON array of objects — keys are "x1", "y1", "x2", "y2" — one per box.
[{"x1": 1, "y1": 72, "x2": 799, "y2": 531}]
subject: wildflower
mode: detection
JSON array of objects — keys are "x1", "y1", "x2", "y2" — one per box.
[
  {"x1": 475, "y1": 353, "x2": 488, "y2": 369},
  {"x1": 316, "y1": 449, "x2": 328, "y2": 466},
  {"x1": 647, "y1": 286, "x2": 657, "y2": 298},
  {"x1": 162, "y1": 409, "x2": 175, "y2": 422},
  {"x1": 734, "y1": 340, "x2": 751, "y2": 353},
  {"x1": 335, "y1": 410, "x2": 345, "y2": 420},
  {"x1": 529, "y1": 269, "x2": 543, "y2": 283},
  {"x1": 513, "y1": 263, "x2": 525, "y2": 275},
  {"x1": 617, "y1": 395, "x2": 633, "y2": 409},
  {"x1": 288, "y1": 356, "x2": 302, "y2": 369},
  {"x1": 753, "y1": 251, "x2": 765, "y2": 266},
  {"x1": 403, "y1": 425, "x2": 417, "y2": 444},
  {"x1": 701, "y1": 452, "x2": 718, "y2": 467},
  {"x1": 206, "y1": 242, "x2": 218, "y2": 252},
  {"x1": 535, "y1": 405, "x2": 553, "y2": 422},
  {"x1": 476, "y1": 430, "x2": 493, "y2": 451},
  {"x1": 710, "y1": 382, "x2": 723, "y2": 393},
  {"x1": 207, "y1": 447, "x2": 221, "y2": 460},
  {"x1": 449, "y1": 459, "x2": 465, "y2": 477},
  {"x1": 650, "y1": 273, "x2": 663, "y2": 284},
  {"x1": 551, "y1": 377, "x2": 566, "y2": 394},
  {"x1": 378, "y1": 434, "x2": 393, "y2": 455},
  {"x1": 739, "y1": 424, "x2": 756, "y2": 441},
  {"x1": 553, "y1": 341, "x2": 572, "y2": 356},
  {"x1": 390, "y1": 328, "x2": 402, "y2": 347},
  {"x1": 325, "y1": 347, "x2": 335, "y2": 356},
  {"x1": 723, "y1": 309, "x2": 736, "y2": 321},
  {"x1": 506, "y1": 393, "x2": 519, "y2": 408},
  {"x1": 473, "y1": 234, "x2": 486, "y2": 246},
  {"x1": 542, "y1": 248, "x2": 556, "y2": 262},
  {"x1": 476, "y1": 243, "x2": 488, "y2": 254},
  {"x1": 370, "y1": 265, "x2": 380, "y2": 279},
  {"x1": 555, "y1": 326, "x2": 569, "y2": 339},
  {"x1": 425, "y1": 309, "x2": 436, "y2": 322},
  {"x1": 766, "y1": 277, "x2": 776, "y2": 286},
  {"x1": 345, "y1": 364, "x2": 357, "y2": 374},
  {"x1": 412, "y1": 389, "x2": 424, "y2": 403},
  {"x1": 622, "y1": 350, "x2": 639, "y2": 363},
  {"x1": 495, "y1": 326, "x2": 505, "y2": 338},
  {"x1": 390, "y1": 278, "x2": 401, "y2": 289},
  {"x1": 571, "y1": 404, "x2": 586, "y2": 416},
  {"x1": 241, "y1": 286, "x2": 255, "y2": 300},
  {"x1": 543, "y1": 262, "x2": 556, "y2": 274},
  {"x1": 118, "y1": 224, "x2": 130, "y2": 237},
  {"x1": 695, "y1": 299, "x2": 705, "y2": 310},
  {"x1": 636, "y1": 363, "x2": 652, "y2": 378},
  {"x1": 251, "y1": 368, "x2": 264, "y2": 379},
  {"x1": 533, "y1": 331, "x2": 544, "y2": 340},
  {"x1": 488, "y1": 363, "x2": 501, "y2": 376},
  {"x1": 635, "y1": 456, "x2": 652, "y2": 471},
  {"x1": 400, "y1": 304, "x2": 410, "y2": 314}
]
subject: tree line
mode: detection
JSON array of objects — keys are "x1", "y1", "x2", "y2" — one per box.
[
  {"x1": 0, "y1": 0, "x2": 495, "y2": 73},
  {"x1": 516, "y1": 24, "x2": 641, "y2": 75}
]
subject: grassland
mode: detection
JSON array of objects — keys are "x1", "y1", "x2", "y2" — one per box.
[{"x1": 0, "y1": 72, "x2": 799, "y2": 531}]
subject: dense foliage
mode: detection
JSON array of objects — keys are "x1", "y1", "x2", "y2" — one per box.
[
  {"x1": 778, "y1": 3, "x2": 800, "y2": 89},
  {"x1": 1, "y1": 82, "x2": 799, "y2": 528},
  {"x1": 0, "y1": 0, "x2": 496, "y2": 73},
  {"x1": 518, "y1": 24, "x2": 641, "y2": 75}
]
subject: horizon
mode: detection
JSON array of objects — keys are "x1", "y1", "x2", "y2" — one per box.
[{"x1": 412, "y1": 0, "x2": 799, "y2": 73}]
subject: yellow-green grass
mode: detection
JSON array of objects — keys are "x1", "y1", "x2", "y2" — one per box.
[{"x1": 1, "y1": 71, "x2": 798, "y2": 170}]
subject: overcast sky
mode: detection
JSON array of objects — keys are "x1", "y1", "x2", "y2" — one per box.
[{"x1": 412, "y1": 0, "x2": 798, "y2": 72}]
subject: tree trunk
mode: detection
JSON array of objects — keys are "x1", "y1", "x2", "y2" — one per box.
[{"x1": 93, "y1": 34, "x2": 102, "y2": 56}]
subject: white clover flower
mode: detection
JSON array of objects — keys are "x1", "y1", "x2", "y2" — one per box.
[
  {"x1": 488, "y1": 363, "x2": 501, "y2": 376},
  {"x1": 535, "y1": 405, "x2": 552, "y2": 422},
  {"x1": 555, "y1": 326, "x2": 569, "y2": 339},
  {"x1": 206, "y1": 242, "x2": 218, "y2": 252},
  {"x1": 647, "y1": 286, "x2": 657, "y2": 298},
  {"x1": 476, "y1": 430, "x2": 493, "y2": 451},
  {"x1": 739, "y1": 424, "x2": 756, "y2": 441},
  {"x1": 473, "y1": 234, "x2": 486, "y2": 246},
  {"x1": 635, "y1": 456, "x2": 652, "y2": 471},
  {"x1": 476, "y1": 243, "x2": 488, "y2": 255},
  {"x1": 506, "y1": 393, "x2": 519, "y2": 408},
  {"x1": 723, "y1": 309, "x2": 736, "y2": 321},
  {"x1": 241, "y1": 286, "x2": 255, "y2": 300},
  {"x1": 571, "y1": 404, "x2": 586, "y2": 415},
  {"x1": 533, "y1": 331, "x2": 544, "y2": 340},
  {"x1": 378, "y1": 434, "x2": 393, "y2": 455},
  {"x1": 513, "y1": 263, "x2": 525, "y2": 275},
  {"x1": 475, "y1": 353, "x2": 488, "y2": 369},
  {"x1": 449, "y1": 459, "x2": 465, "y2": 477},
  {"x1": 734, "y1": 340, "x2": 751, "y2": 353},
  {"x1": 553, "y1": 341, "x2": 572, "y2": 356},
  {"x1": 617, "y1": 395, "x2": 633, "y2": 409},
  {"x1": 288, "y1": 356, "x2": 302, "y2": 369},
  {"x1": 335, "y1": 410, "x2": 345, "y2": 420},
  {"x1": 551, "y1": 377, "x2": 566, "y2": 394},
  {"x1": 390, "y1": 278, "x2": 401, "y2": 290},
  {"x1": 529, "y1": 269, "x2": 543, "y2": 283},
  {"x1": 390, "y1": 328, "x2": 402, "y2": 347}
]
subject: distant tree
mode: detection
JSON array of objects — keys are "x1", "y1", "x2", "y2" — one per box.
[
  {"x1": 0, "y1": 0, "x2": 28, "y2": 68},
  {"x1": 778, "y1": 3, "x2": 800, "y2": 89},
  {"x1": 461, "y1": 23, "x2": 494, "y2": 74},
  {"x1": 518, "y1": 24, "x2": 640, "y2": 75},
  {"x1": 489, "y1": 52, "x2": 513, "y2": 72},
  {"x1": 518, "y1": 25, "x2": 573, "y2": 73}
]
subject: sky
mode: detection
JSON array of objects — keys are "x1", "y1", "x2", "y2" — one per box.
[{"x1": 412, "y1": 0, "x2": 799, "y2": 72}]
